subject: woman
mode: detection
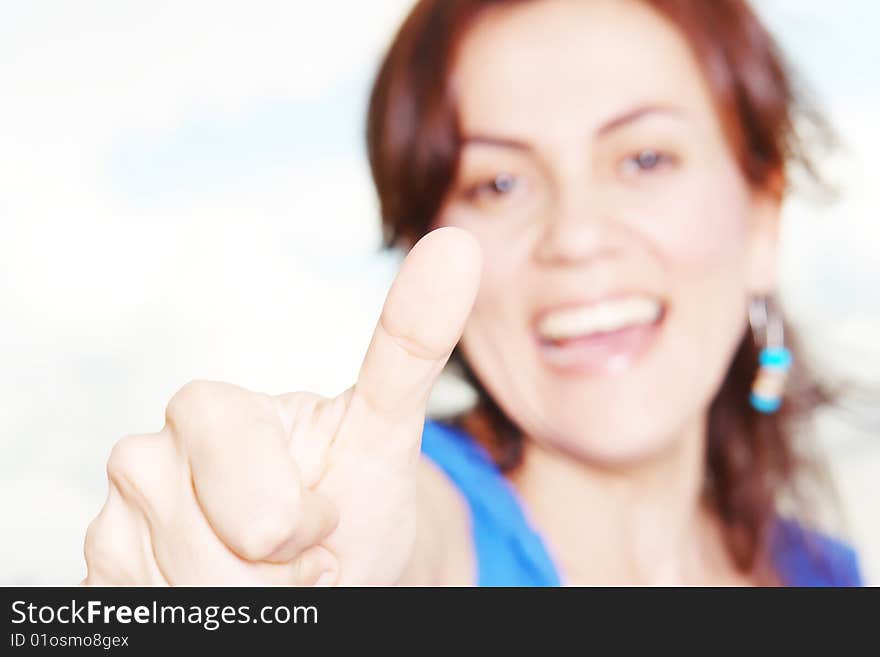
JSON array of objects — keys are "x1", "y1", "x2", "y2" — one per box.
[{"x1": 82, "y1": 0, "x2": 863, "y2": 586}]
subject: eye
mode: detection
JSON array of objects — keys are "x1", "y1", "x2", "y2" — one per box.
[
  {"x1": 619, "y1": 149, "x2": 674, "y2": 177},
  {"x1": 464, "y1": 172, "x2": 520, "y2": 201}
]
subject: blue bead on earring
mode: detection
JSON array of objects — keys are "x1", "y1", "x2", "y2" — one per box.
[{"x1": 748, "y1": 297, "x2": 792, "y2": 414}]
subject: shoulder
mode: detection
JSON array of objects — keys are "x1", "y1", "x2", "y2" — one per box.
[
  {"x1": 410, "y1": 451, "x2": 475, "y2": 585},
  {"x1": 419, "y1": 418, "x2": 510, "y2": 514},
  {"x1": 419, "y1": 418, "x2": 561, "y2": 586},
  {"x1": 770, "y1": 517, "x2": 864, "y2": 587},
  {"x1": 419, "y1": 418, "x2": 518, "y2": 515},
  {"x1": 421, "y1": 418, "x2": 497, "y2": 478}
]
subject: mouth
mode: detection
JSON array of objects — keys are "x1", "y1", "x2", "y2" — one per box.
[{"x1": 533, "y1": 294, "x2": 667, "y2": 376}]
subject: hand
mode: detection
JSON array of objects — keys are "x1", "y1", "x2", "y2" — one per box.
[{"x1": 82, "y1": 227, "x2": 482, "y2": 585}]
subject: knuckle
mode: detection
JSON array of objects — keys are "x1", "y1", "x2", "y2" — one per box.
[
  {"x1": 83, "y1": 503, "x2": 124, "y2": 576},
  {"x1": 106, "y1": 432, "x2": 179, "y2": 522},
  {"x1": 83, "y1": 514, "x2": 107, "y2": 566},
  {"x1": 84, "y1": 486, "x2": 157, "y2": 585},
  {"x1": 236, "y1": 499, "x2": 303, "y2": 561},
  {"x1": 106, "y1": 434, "x2": 151, "y2": 494},
  {"x1": 293, "y1": 545, "x2": 338, "y2": 586},
  {"x1": 164, "y1": 379, "x2": 218, "y2": 434},
  {"x1": 379, "y1": 314, "x2": 440, "y2": 361}
]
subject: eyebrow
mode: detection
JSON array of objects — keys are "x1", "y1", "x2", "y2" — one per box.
[
  {"x1": 461, "y1": 104, "x2": 687, "y2": 151},
  {"x1": 461, "y1": 134, "x2": 533, "y2": 152},
  {"x1": 595, "y1": 104, "x2": 686, "y2": 136}
]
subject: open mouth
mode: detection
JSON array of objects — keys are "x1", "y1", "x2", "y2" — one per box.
[{"x1": 533, "y1": 295, "x2": 667, "y2": 375}]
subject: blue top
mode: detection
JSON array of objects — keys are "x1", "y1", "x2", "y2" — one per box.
[{"x1": 420, "y1": 419, "x2": 863, "y2": 586}]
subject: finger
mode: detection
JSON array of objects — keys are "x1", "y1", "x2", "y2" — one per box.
[
  {"x1": 102, "y1": 428, "x2": 243, "y2": 585},
  {"x1": 147, "y1": 471, "x2": 273, "y2": 585},
  {"x1": 350, "y1": 227, "x2": 481, "y2": 430},
  {"x1": 122, "y1": 425, "x2": 332, "y2": 584},
  {"x1": 164, "y1": 381, "x2": 305, "y2": 562},
  {"x1": 106, "y1": 432, "x2": 179, "y2": 530},
  {"x1": 275, "y1": 391, "x2": 348, "y2": 489},
  {"x1": 290, "y1": 545, "x2": 339, "y2": 586},
  {"x1": 261, "y1": 487, "x2": 339, "y2": 563},
  {"x1": 150, "y1": 470, "x2": 336, "y2": 585},
  {"x1": 83, "y1": 481, "x2": 167, "y2": 585}
]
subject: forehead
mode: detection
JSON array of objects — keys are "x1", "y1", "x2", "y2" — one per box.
[{"x1": 451, "y1": 0, "x2": 717, "y2": 139}]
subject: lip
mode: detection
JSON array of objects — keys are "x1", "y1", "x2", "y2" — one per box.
[{"x1": 531, "y1": 295, "x2": 667, "y2": 376}]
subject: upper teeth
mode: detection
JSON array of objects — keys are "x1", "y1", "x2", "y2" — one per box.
[{"x1": 537, "y1": 296, "x2": 663, "y2": 341}]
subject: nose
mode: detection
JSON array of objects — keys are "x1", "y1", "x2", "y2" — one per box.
[{"x1": 533, "y1": 186, "x2": 623, "y2": 267}]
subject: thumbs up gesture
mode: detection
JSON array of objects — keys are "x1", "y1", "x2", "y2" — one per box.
[{"x1": 83, "y1": 227, "x2": 482, "y2": 585}]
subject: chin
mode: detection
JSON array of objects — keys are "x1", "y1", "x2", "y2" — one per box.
[
  {"x1": 532, "y1": 404, "x2": 688, "y2": 469},
  {"x1": 462, "y1": 319, "x2": 723, "y2": 468},
  {"x1": 522, "y1": 324, "x2": 719, "y2": 468}
]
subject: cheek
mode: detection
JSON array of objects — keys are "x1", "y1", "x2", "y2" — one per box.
[
  {"x1": 640, "y1": 171, "x2": 752, "y2": 273},
  {"x1": 637, "y1": 171, "x2": 755, "y2": 421},
  {"x1": 462, "y1": 233, "x2": 526, "y2": 344},
  {"x1": 449, "y1": 222, "x2": 535, "y2": 395},
  {"x1": 438, "y1": 209, "x2": 531, "y2": 320}
]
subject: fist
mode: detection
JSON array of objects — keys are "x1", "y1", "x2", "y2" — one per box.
[{"x1": 82, "y1": 227, "x2": 482, "y2": 585}]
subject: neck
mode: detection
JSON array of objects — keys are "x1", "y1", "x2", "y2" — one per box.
[{"x1": 509, "y1": 415, "x2": 742, "y2": 585}]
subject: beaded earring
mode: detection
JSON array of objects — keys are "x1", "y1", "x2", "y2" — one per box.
[{"x1": 748, "y1": 296, "x2": 792, "y2": 414}]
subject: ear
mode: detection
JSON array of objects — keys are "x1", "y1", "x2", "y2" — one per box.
[{"x1": 746, "y1": 172, "x2": 784, "y2": 296}]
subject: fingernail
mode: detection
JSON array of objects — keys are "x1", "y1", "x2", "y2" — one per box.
[{"x1": 314, "y1": 570, "x2": 336, "y2": 587}]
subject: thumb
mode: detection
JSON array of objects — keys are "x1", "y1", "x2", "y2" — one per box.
[{"x1": 346, "y1": 227, "x2": 481, "y2": 443}]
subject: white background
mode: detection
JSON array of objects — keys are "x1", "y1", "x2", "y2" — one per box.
[{"x1": 1, "y1": 0, "x2": 877, "y2": 584}]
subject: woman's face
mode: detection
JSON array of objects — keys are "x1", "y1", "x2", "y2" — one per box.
[{"x1": 438, "y1": 0, "x2": 781, "y2": 464}]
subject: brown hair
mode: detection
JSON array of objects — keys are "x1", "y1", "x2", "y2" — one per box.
[{"x1": 366, "y1": 0, "x2": 836, "y2": 580}]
